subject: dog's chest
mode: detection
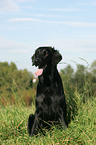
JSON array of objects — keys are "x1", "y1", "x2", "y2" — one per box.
[
  {"x1": 36, "y1": 90, "x2": 59, "y2": 114},
  {"x1": 36, "y1": 90, "x2": 54, "y2": 106}
]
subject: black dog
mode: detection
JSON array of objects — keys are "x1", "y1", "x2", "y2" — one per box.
[{"x1": 27, "y1": 46, "x2": 67, "y2": 136}]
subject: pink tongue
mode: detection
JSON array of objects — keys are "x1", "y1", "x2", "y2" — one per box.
[{"x1": 34, "y1": 69, "x2": 43, "y2": 76}]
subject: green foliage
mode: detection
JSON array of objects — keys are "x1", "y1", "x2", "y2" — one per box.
[
  {"x1": 0, "y1": 62, "x2": 37, "y2": 106},
  {"x1": 60, "y1": 61, "x2": 96, "y2": 124},
  {"x1": 60, "y1": 61, "x2": 96, "y2": 96}
]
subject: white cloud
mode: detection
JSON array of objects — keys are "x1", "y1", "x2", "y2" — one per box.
[
  {"x1": 9, "y1": 49, "x2": 28, "y2": 53},
  {"x1": 16, "y1": 0, "x2": 36, "y2": 2},
  {"x1": 47, "y1": 39, "x2": 96, "y2": 53},
  {"x1": 0, "y1": 37, "x2": 31, "y2": 53},
  {"x1": 8, "y1": 17, "x2": 96, "y2": 27},
  {"x1": 49, "y1": 21, "x2": 96, "y2": 27},
  {"x1": 0, "y1": 0, "x2": 36, "y2": 12},
  {"x1": 1, "y1": 37, "x2": 96, "y2": 54},
  {"x1": 78, "y1": 2, "x2": 96, "y2": 6},
  {"x1": 23, "y1": 6, "x2": 84, "y2": 12},
  {"x1": 33, "y1": 14, "x2": 66, "y2": 18},
  {"x1": 8, "y1": 18, "x2": 41, "y2": 22},
  {"x1": 47, "y1": 8, "x2": 84, "y2": 12},
  {"x1": 0, "y1": 0, "x2": 20, "y2": 12}
]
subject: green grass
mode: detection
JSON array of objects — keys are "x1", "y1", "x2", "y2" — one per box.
[{"x1": 0, "y1": 97, "x2": 96, "y2": 145}]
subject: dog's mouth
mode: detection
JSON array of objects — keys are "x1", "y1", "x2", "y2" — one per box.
[{"x1": 34, "y1": 65, "x2": 47, "y2": 77}]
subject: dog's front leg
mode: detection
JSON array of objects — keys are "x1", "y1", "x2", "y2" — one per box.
[
  {"x1": 27, "y1": 113, "x2": 39, "y2": 136},
  {"x1": 58, "y1": 111, "x2": 67, "y2": 129},
  {"x1": 60, "y1": 115, "x2": 67, "y2": 129}
]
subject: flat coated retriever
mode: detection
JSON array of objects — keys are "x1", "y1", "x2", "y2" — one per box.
[{"x1": 27, "y1": 46, "x2": 67, "y2": 136}]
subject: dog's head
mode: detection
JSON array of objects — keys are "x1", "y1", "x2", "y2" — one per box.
[{"x1": 32, "y1": 46, "x2": 62, "y2": 76}]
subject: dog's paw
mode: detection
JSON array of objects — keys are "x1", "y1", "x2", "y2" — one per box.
[{"x1": 27, "y1": 114, "x2": 35, "y2": 135}]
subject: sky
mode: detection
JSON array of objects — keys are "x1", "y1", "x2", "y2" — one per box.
[{"x1": 0, "y1": 0, "x2": 96, "y2": 74}]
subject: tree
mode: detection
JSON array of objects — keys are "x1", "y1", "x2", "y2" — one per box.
[
  {"x1": 91, "y1": 60, "x2": 96, "y2": 77},
  {"x1": 10, "y1": 62, "x2": 17, "y2": 72},
  {"x1": 60, "y1": 65, "x2": 74, "y2": 82}
]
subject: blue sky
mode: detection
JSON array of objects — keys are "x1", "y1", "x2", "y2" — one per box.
[{"x1": 0, "y1": 0, "x2": 96, "y2": 73}]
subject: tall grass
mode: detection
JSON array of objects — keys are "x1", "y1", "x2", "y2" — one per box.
[
  {"x1": 0, "y1": 95, "x2": 96, "y2": 145},
  {"x1": 0, "y1": 61, "x2": 96, "y2": 144}
]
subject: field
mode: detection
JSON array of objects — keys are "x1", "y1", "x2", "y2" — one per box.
[
  {"x1": 0, "y1": 96, "x2": 96, "y2": 145},
  {"x1": 0, "y1": 61, "x2": 96, "y2": 144}
]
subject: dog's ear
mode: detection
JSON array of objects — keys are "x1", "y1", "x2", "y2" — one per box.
[{"x1": 52, "y1": 50, "x2": 62, "y2": 65}]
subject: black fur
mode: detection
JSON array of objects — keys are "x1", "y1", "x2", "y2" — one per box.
[{"x1": 27, "y1": 46, "x2": 67, "y2": 136}]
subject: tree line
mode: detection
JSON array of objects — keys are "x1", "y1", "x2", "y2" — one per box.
[
  {"x1": 0, "y1": 61, "x2": 96, "y2": 107},
  {"x1": 60, "y1": 60, "x2": 96, "y2": 97},
  {"x1": 0, "y1": 62, "x2": 34, "y2": 106}
]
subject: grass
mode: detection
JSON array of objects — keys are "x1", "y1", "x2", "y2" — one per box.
[{"x1": 0, "y1": 95, "x2": 96, "y2": 145}]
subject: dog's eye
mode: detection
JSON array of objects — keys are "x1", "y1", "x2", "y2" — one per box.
[{"x1": 43, "y1": 51, "x2": 48, "y2": 57}]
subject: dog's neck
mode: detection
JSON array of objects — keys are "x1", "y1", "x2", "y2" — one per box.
[{"x1": 38, "y1": 65, "x2": 58, "y2": 86}]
